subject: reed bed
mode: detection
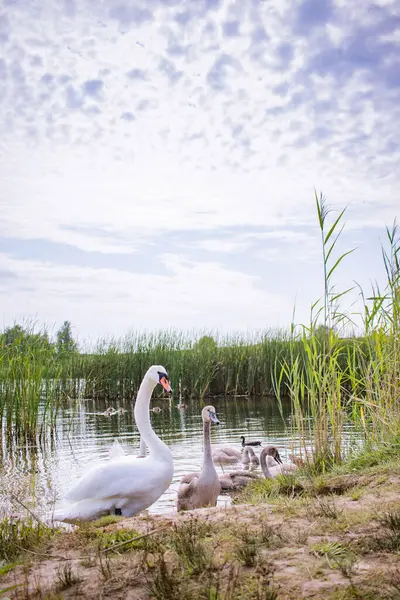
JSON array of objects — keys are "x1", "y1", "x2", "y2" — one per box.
[
  {"x1": 273, "y1": 194, "x2": 400, "y2": 470},
  {"x1": 67, "y1": 329, "x2": 365, "y2": 404},
  {"x1": 0, "y1": 329, "x2": 65, "y2": 439},
  {"x1": 0, "y1": 193, "x2": 398, "y2": 466}
]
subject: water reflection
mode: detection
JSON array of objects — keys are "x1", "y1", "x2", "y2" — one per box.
[{"x1": 0, "y1": 395, "x2": 356, "y2": 519}]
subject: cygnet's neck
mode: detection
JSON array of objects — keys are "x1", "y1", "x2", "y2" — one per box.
[
  {"x1": 202, "y1": 419, "x2": 217, "y2": 475},
  {"x1": 260, "y1": 449, "x2": 274, "y2": 478},
  {"x1": 243, "y1": 446, "x2": 255, "y2": 463}
]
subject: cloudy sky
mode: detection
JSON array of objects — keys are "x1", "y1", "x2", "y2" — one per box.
[{"x1": 0, "y1": 0, "x2": 399, "y2": 342}]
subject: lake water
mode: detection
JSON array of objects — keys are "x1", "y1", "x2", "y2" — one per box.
[{"x1": 0, "y1": 394, "x2": 354, "y2": 520}]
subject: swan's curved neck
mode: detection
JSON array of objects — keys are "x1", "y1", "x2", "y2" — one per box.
[
  {"x1": 134, "y1": 376, "x2": 170, "y2": 459},
  {"x1": 138, "y1": 436, "x2": 147, "y2": 457},
  {"x1": 202, "y1": 420, "x2": 216, "y2": 474},
  {"x1": 260, "y1": 451, "x2": 272, "y2": 478}
]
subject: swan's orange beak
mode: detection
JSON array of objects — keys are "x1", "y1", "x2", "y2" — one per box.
[{"x1": 160, "y1": 376, "x2": 172, "y2": 394}]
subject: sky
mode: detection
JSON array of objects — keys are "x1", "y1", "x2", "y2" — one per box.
[{"x1": 0, "y1": 0, "x2": 399, "y2": 343}]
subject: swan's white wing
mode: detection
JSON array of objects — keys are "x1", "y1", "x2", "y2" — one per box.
[{"x1": 65, "y1": 457, "x2": 163, "y2": 502}]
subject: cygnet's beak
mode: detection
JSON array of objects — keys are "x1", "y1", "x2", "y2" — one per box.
[
  {"x1": 209, "y1": 410, "x2": 220, "y2": 425},
  {"x1": 159, "y1": 376, "x2": 172, "y2": 394}
]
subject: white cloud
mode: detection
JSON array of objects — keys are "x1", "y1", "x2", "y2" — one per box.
[
  {"x1": 0, "y1": 0, "x2": 398, "y2": 336},
  {"x1": 190, "y1": 238, "x2": 251, "y2": 253},
  {"x1": 0, "y1": 252, "x2": 290, "y2": 339}
]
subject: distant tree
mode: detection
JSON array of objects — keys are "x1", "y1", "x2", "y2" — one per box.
[
  {"x1": 1, "y1": 323, "x2": 53, "y2": 352},
  {"x1": 4, "y1": 324, "x2": 26, "y2": 346},
  {"x1": 314, "y1": 324, "x2": 333, "y2": 338},
  {"x1": 194, "y1": 335, "x2": 217, "y2": 353},
  {"x1": 56, "y1": 321, "x2": 78, "y2": 356}
]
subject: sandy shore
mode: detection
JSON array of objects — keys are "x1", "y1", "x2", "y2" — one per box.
[{"x1": 2, "y1": 462, "x2": 400, "y2": 600}]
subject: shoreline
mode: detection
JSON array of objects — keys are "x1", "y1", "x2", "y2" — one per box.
[{"x1": 2, "y1": 459, "x2": 400, "y2": 600}]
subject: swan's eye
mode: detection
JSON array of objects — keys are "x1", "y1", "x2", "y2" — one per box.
[{"x1": 157, "y1": 371, "x2": 168, "y2": 381}]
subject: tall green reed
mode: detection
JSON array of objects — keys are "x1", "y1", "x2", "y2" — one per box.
[
  {"x1": 353, "y1": 220, "x2": 400, "y2": 441},
  {"x1": 0, "y1": 323, "x2": 67, "y2": 438},
  {"x1": 274, "y1": 193, "x2": 399, "y2": 470}
]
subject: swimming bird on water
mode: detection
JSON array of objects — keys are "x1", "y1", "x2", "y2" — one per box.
[
  {"x1": 53, "y1": 366, "x2": 174, "y2": 523},
  {"x1": 240, "y1": 435, "x2": 262, "y2": 447},
  {"x1": 177, "y1": 406, "x2": 221, "y2": 511},
  {"x1": 103, "y1": 406, "x2": 117, "y2": 416}
]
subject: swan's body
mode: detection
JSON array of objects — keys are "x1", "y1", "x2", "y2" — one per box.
[
  {"x1": 241, "y1": 435, "x2": 261, "y2": 447},
  {"x1": 54, "y1": 366, "x2": 173, "y2": 524},
  {"x1": 212, "y1": 447, "x2": 242, "y2": 465},
  {"x1": 219, "y1": 470, "x2": 259, "y2": 490},
  {"x1": 177, "y1": 406, "x2": 221, "y2": 511},
  {"x1": 241, "y1": 446, "x2": 260, "y2": 466},
  {"x1": 260, "y1": 447, "x2": 298, "y2": 478}
]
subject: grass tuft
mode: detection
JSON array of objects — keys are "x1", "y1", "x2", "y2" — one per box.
[
  {"x1": 168, "y1": 518, "x2": 212, "y2": 574},
  {"x1": 0, "y1": 517, "x2": 56, "y2": 562},
  {"x1": 311, "y1": 541, "x2": 357, "y2": 577},
  {"x1": 56, "y1": 561, "x2": 82, "y2": 589},
  {"x1": 237, "y1": 474, "x2": 305, "y2": 505},
  {"x1": 146, "y1": 552, "x2": 190, "y2": 600},
  {"x1": 375, "y1": 510, "x2": 400, "y2": 552}
]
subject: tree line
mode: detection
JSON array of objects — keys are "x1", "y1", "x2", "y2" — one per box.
[{"x1": 0, "y1": 321, "x2": 78, "y2": 356}]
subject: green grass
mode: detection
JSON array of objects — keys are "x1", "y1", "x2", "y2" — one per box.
[
  {"x1": 0, "y1": 516, "x2": 57, "y2": 562},
  {"x1": 374, "y1": 510, "x2": 400, "y2": 553},
  {"x1": 168, "y1": 518, "x2": 212, "y2": 575},
  {"x1": 77, "y1": 523, "x2": 143, "y2": 553}
]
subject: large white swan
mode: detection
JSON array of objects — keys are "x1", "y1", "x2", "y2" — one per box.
[
  {"x1": 53, "y1": 365, "x2": 174, "y2": 523},
  {"x1": 177, "y1": 405, "x2": 221, "y2": 511}
]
